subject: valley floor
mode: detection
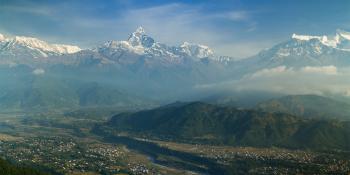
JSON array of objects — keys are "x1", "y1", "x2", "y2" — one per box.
[{"x1": 0, "y1": 112, "x2": 349, "y2": 175}]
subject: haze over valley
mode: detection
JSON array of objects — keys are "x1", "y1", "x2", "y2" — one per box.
[{"x1": 0, "y1": 0, "x2": 350, "y2": 175}]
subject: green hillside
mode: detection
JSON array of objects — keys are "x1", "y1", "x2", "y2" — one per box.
[{"x1": 100, "y1": 102, "x2": 350, "y2": 151}]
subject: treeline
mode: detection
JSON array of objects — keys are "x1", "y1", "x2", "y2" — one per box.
[{"x1": 0, "y1": 158, "x2": 50, "y2": 175}]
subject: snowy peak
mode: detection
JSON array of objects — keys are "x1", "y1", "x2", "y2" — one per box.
[
  {"x1": 125, "y1": 27, "x2": 215, "y2": 58},
  {"x1": 291, "y1": 29, "x2": 350, "y2": 50},
  {"x1": 135, "y1": 26, "x2": 145, "y2": 35},
  {"x1": 0, "y1": 34, "x2": 81, "y2": 58},
  {"x1": 336, "y1": 29, "x2": 350, "y2": 40},
  {"x1": 51, "y1": 44, "x2": 81, "y2": 54},
  {"x1": 0, "y1": 33, "x2": 5, "y2": 41},
  {"x1": 98, "y1": 27, "x2": 220, "y2": 63},
  {"x1": 128, "y1": 26, "x2": 145, "y2": 46},
  {"x1": 292, "y1": 33, "x2": 337, "y2": 48},
  {"x1": 180, "y1": 42, "x2": 214, "y2": 58},
  {"x1": 292, "y1": 33, "x2": 324, "y2": 41},
  {"x1": 127, "y1": 26, "x2": 155, "y2": 48},
  {"x1": 11, "y1": 36, "x2": 81, "y2": 54},
  {"x1": 251, "y1": 29, "x2": 350, "y2": 69}
]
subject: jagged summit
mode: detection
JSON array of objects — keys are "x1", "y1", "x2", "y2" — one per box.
[
  {"x1": 267, "y1": 29, "x2": 350, "y2": 59},
  {"x1": 96, "y1": 27, "x2": 227, "y2": 64},
  {"x1": 180, "y1": 42, "x2": 214, "y2": 59},
  {"x1": 245, "y1": 29, "x2": 350, "y2": 69},
  {"x1": 291, "y1": 29, "x2": 350, "y2": 50},
  {"x1": 0, "y1": 27, "x2": 231, "y2": 67},
  {"x1": 336, "y1": 29, "x2": 350, "y2": 40},
  {"x1": 0, "y1": 34, "x2": 81, "y2": 59},
  {"x1": 12, "y1": 36, "x2": 81, "y2": 54},
  {"x1": 135, "y1": 26, "x2": 145, "y2": 35},
  {"x1": 127, "y1": 26, "x2": 155, "y2": 48}
]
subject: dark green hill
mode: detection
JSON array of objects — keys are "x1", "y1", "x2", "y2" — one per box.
[
  {"x1": 0, "y1": 158, "x2": 51, "y2": 175},
  {"x1": 256, "y1": 94, "x2": 350, "y2": 120},
  {"x1": 100, "y1": 102, "x2": 350, "y2": 150}
]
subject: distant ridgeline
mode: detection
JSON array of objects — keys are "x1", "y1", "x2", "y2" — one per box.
[
  {"x1": 256, "y1": 95, "x2": 350, "y2": 121},
  {"x1": 96, "y1": 102, "x2": 350, "y2": 151},
  {"x1": 4, "y1": 29, "x2": 350, "y2": 110}
]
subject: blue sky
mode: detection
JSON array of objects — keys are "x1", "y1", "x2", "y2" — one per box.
[{"x1": 0, "y1": 0, "x2": 349, "y2": 57}]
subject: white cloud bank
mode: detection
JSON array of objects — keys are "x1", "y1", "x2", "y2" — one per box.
[
  {"x1": 237, "y1": 65, "x2": 346, "y2": 95},
  {"x1": 32, "y1": 68, "x2": 45, "y2": 75},
  {"x1": 301, "y1": 65, "x2": 338, "y2": 75},
  {"x1": 251, "y1": 66, "x2": 292, "y2": 78},
  {"x1": 196, "y1": 65, "x2": 350, "y2": 97},
  {"x1": 250, "y1": 65, "x2": 338, "y2": 78}
]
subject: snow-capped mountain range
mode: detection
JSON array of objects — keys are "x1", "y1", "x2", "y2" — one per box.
[
  {"x1": 2, "y1": 27, "x2": 350, "y2": 71},
  {"x1": 238, "y1": 29, "x2": 350, "y2": 70},
  {"x1": 105, "y1": 26, "x2": 215, "y2": 59},
  {"x1": 278, "y1": 29, "x2": 350, "y2": 57},
  {"x1": 0, "y1": 34, "x2": 81, "y2": 58},
  {"x1": 2, "y1": 27, "x2": 350, "y2": 107},
  {"x1": 91, "y1": 27, "x2": 231, "y2": 66},
  {"x1": 292, "y1": 29, "x2": 350, "y2": 50},
  {"x1": 0, "y1": 27, "x2": 236, "y2": 67}
]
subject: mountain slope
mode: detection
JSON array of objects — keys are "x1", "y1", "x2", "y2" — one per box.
[
  {"x1": 0, "y1": 34, "x2": 80, "y2": 65},
  {"x1": 256, "y1": 95, "x2": 350, "y2": 120},
  {"x1": 2, "y1": 28, "x2": 350, "y2": 109},
  {"x1": 77, "y1": 82, "x2": 151, "y2": 107},
  {"x1": 92, "y1": 26, "x2": 222, "y2": 65},
  {"x1": 98, "y1": 102, "x2": 350, "y2": 150},
  {"x1": 235, "y1": 30, "x2": 350, "y2": 77},
  {"x1": 0, "y1": 68, "x2": 152, "y2": 111},
  {"x1": 0, "y1": 27, "x2": 234, "y2": 68}
]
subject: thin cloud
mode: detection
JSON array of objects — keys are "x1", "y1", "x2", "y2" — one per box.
[
  {"x1": 250, "y1": 66, "x2": 291, "y2": 78},
  {"x1": 227, "y1": 11, "x2": 250, "y2": 21},
  {"x1": 0, "y1": 1, "x2": 272, "y2": 58},
  {"x1": 302, "y1": 66, "x2": 338, "y2": 75},
  {"x1": 237, "y1": 66, "x2": 345, "y2": 95},
  {"x1": 0, "y1": 4, "x2": 54, "y2": 16},
  {"x1": 114, "y1": 3, "x2": 266, "y2": 57},
  {"x1": 195, "y1": 65, "x2": 348, "y2": 96}
]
